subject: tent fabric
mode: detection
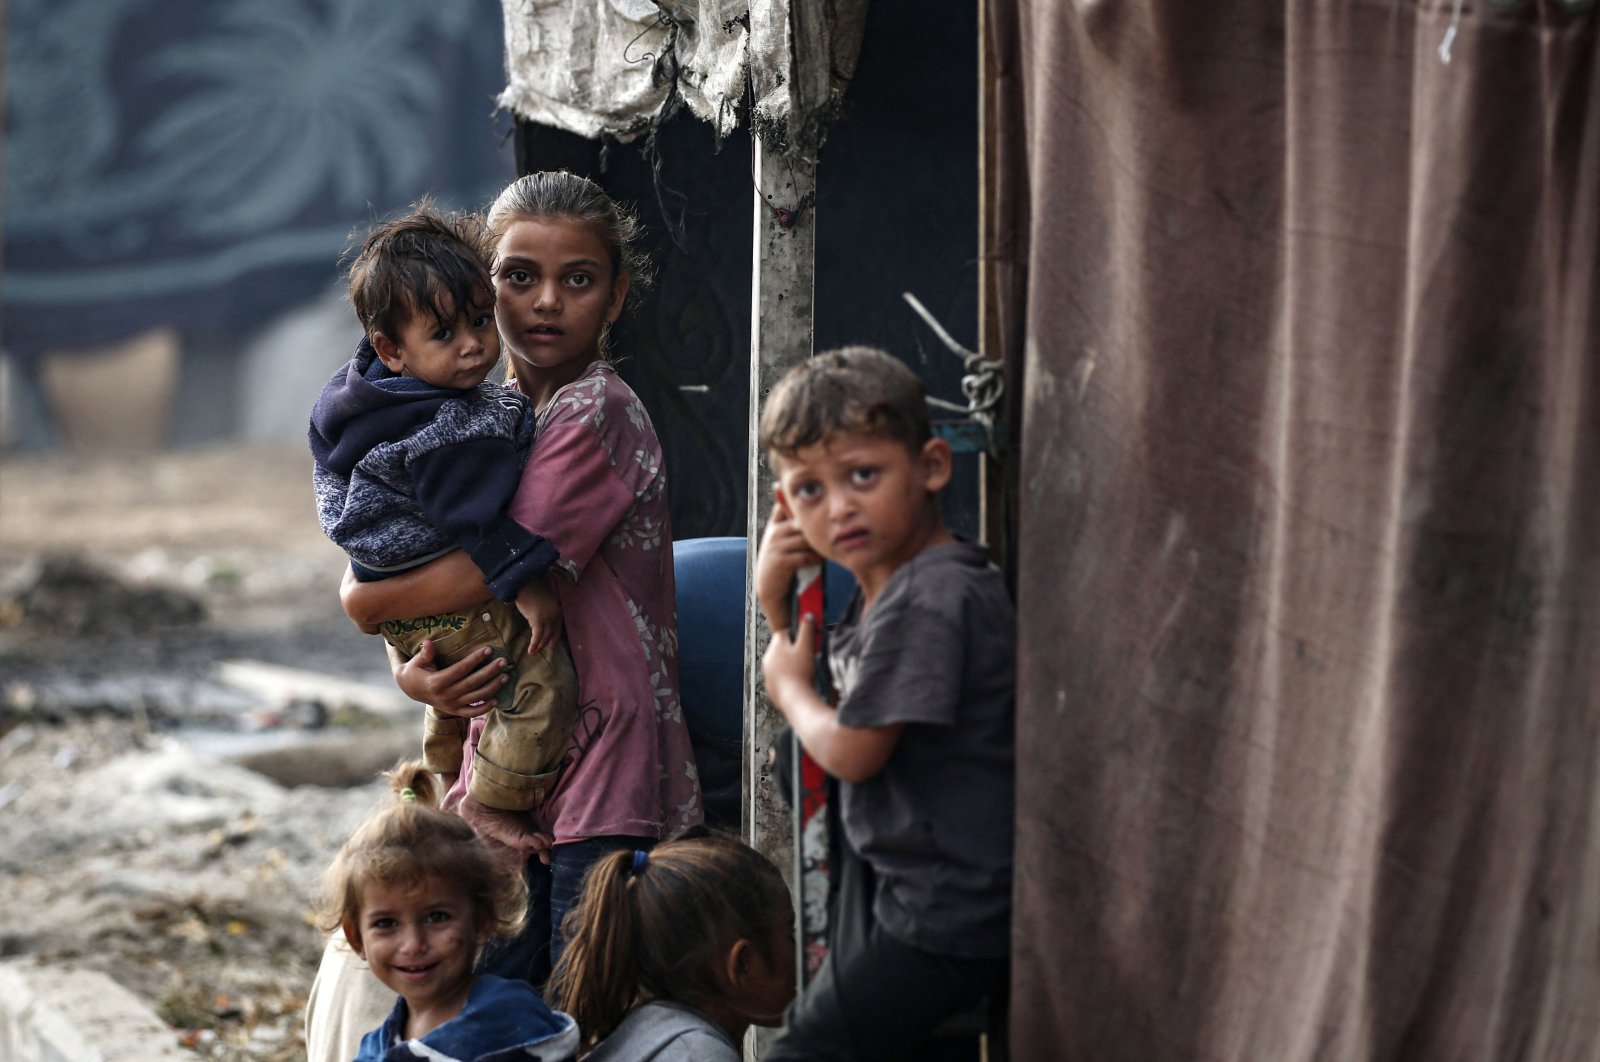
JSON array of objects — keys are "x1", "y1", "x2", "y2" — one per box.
[
  {"x1": 498, "y1": 0, "x2": 670, "y2": 142},
  {"x1": 662, "y1": 0, "x2": 750, "y2": 138},
  {"x1": 744, "y1": 0, "x2": 866, "y2": 153},
  {"x1": 994, "y1": 2, "x2": 1600, "y2": 1059},
  {"x1": 497, "y1": 0, "x2": 865, "y2": 152}
]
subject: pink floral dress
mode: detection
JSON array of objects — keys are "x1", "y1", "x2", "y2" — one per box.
[{"x1": 451, "y1": 360, "x2": 703, "y2": 841}]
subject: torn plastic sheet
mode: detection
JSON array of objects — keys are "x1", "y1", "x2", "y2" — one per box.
[
  {"x1": 746, "y1": 0, "x2": 866, "y2": 154},
  {"x1": 659, "y1": 0, "x2": 748, "y2": 139},
  {"x1": 497, "y1": 0, "x2": 866, "y2": 154},
  {"x1": 498, "y1": 0, "x2": 670, "y2": 142}
]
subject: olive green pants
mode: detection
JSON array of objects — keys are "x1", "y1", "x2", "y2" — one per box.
[{"x1": 382, "y1": 599, "x2": 577, "y2": 810}]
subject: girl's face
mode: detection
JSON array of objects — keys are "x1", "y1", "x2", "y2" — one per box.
[
  {"x1": 345, "y1": 875, "x2": 483, "y2": 1030},
  {"x1": 492, "y1": 217, "x2": 629, "y2": 385},
  {"x1": 741, "y1": 903, "x2": 798, "y2": 1027}
]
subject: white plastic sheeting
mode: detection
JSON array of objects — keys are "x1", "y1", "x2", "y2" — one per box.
[
  {"x1": 498, "y1": 0, "x2": 866, "y2": 152},
  {"x1": 498, "y1": 0, "x2": 668, "y2": 141},
  {"x1": 662, "y1": 0, "x2": 749, "y2": 138}
]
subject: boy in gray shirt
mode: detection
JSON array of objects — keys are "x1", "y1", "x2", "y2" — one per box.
[{"x1": 756, "y1": 347, "x2": 1015, "y2": 1060}]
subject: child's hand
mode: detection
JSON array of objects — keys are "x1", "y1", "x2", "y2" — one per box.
[
  {"x1": 762, "y1": 613, "x2": 818, "y2": 717},
  {"x1": 755, "y1": 496, "x2": 822, "y2": 633},
  {"x1": 514, "y1": 578, "x2": 563, "y2": 656},
  {"x1": 390, "y1": 640, "x2": 507, "y2": 715}
]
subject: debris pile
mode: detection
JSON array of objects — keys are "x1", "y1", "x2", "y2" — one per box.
[
  {"x1": 0, "y1": 554, "x2": 205, "y2": 637},
  {"x1": 0, "y1": 444, "x2": 415, "y2": 1058}
]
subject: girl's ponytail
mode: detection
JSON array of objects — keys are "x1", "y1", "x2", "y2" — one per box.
[
  {"x1": 549, "y1": 849, "x2": 646, "y2": 1049},
  {"x1": 386, "y1": 759, "x2": 441, "y2": 808},
  {"x1": 548, "y1": 829, "x2": 790, "y2": 1053}
]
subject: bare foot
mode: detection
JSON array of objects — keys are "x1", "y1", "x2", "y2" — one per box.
[{"x1": 457, "y1": 796, "x2": 554, "y2": 865}]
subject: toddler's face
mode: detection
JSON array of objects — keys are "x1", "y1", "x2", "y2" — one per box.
[
  {"x1": 375, "y1": 292, "x2": 501, "y2": 390},
  {"x1": 346, "y1": 874, "x2": 483, "y2": 1020},
  {"x1": 774, "y1": 430, "x2": 951, "y2": 596}
]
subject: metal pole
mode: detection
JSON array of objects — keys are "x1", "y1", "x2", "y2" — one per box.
[
  {"x1": 742, "y1": 136, "x2": 817, "y2": 1059},
  {"x1": 978, "y1": 0, "x2": 1007, "y2": 559}
]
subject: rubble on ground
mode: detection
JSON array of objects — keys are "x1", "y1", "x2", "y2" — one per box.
[
  {"x1": 0, "y1": 554, "x2": 206, "y2": 637},
  {"x1": 0, "y1": 446, "x2": 418, "y2": 1059}
]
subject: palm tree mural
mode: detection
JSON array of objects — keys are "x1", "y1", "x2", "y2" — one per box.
[
  {"x1": 3, "y1": 0, "x2": 512, "y2": 350},
  {"x1": 140, "y1": 2, "x2": 461, "y2": 238}
]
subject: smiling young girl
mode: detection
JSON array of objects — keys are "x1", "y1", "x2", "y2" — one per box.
[
  {"x1": 341, "y1": 172, "x2": 704, "y2": 988},
  {"x1": 314, "y1": 762, "x2": 579, "y2": 1061}
]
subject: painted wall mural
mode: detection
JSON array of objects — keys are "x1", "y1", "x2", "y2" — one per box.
[{"x1": 3, "y1": 0, "x2": 515, "y2": 356}]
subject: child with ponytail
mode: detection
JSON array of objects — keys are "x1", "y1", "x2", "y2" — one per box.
[
  {"x1": 313, "y1": 763, "x2": 579, "y2": 1061},
  {"x1": 548, "y1": 828, "x2": 796, "y2": 1060}
]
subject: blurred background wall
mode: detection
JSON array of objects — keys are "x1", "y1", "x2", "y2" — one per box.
[
  {"x1": 2, "y1": 0, "x2": 516, "y2": 451},
  {"x1": 1, "y1": 0, "x2": 982, "y2": 544}
]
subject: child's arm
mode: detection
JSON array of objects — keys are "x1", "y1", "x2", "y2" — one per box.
[
  {"x1": 412, "y1": 434, "x2": 562, "y2": 651},
  {"x1": 341, "y1": 552, "x2": 488, "y2": 626},
  {"x1": 763, "y1": 615, "x2": 905, "y2": 783},
  {"x1": 754, "y1": 495, "x2": 823, "y2": 632},
  {"x1": 383, "y1": 639, "x2": 510, "y2": 716},
  {"x1": 343, "y1": 561, "x2": 516, "y2": 712}
]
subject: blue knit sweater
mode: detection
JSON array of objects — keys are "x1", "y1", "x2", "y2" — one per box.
[{"x1": 308, "y1": 337, "x2": 557, "y2": 601}]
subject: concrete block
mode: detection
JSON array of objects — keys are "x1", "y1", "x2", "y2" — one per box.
[{"x1": 0, "y1": 960, "x2": 189, "y2": 1061}]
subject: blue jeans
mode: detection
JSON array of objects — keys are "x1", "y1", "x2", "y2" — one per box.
[{"x1": 477, "y1": 834, "x2": 656, "y2": 991}]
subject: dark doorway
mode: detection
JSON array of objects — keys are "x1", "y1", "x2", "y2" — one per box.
[{"x1": 513, "y1": 0, "x2": 980, "y2": 541}]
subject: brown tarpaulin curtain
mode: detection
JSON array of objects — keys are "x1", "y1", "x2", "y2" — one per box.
[{"x1": 992, "y1": 2, "x2": 1600, "y2": 1058}]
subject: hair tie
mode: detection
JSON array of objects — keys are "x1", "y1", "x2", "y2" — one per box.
[
  {"x1": 630, "y1": 849, "x2": 649, "y2": 875},
  {"x1": 399, "y1": 787, "x2": 417, "y2": 804}
]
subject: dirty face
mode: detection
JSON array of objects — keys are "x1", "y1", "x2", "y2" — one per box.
[
  {"x1": 372, "y1": 292, "x2": 500, "y2": 390},
  {"x1": 491, "y1": 217, "x2": 629, "y2": 389},
  {"x1": 773, "y1": 429, "x2": 952, "y2": 601},
  {"x1": 345, "y1": 874, "x2": 484, "y2": 1030}
]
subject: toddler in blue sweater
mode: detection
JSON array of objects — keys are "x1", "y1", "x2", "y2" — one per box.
[{"x1": 309, "y1": 204, "x2": 575, "y2": 811}]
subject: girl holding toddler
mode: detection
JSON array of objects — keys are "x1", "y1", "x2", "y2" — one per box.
[
  {"x1": 308, "y1": 171, "x2": 704, "y2": 1061},
  {"x1": 344, "y1": 170, "x2": 704, "y2": 980}
]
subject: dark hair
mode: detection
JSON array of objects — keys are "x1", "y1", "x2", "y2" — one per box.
[
  {"x1": 759, "y1": 346, "x2": 933, "y2": 461},
  {"x1": 486, "y1": 171, "x2": 651, "y2": 308},
  {"x1": 548, "y1": 828, "x2": 791, "y2": 1052},
  {"x1": 345, "y1": 202, "x2": 494, "y2": 345},
  {"x1": 312, "y1": 761, "x2": 526, "y2": 945}
]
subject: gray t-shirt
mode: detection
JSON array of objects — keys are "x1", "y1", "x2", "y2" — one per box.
[
  {"x1": 584, "y1": 1001, "x2": 739, "y2": 1062},
  {"x1": 831, "y1": 541, "x2": 1016, "y2": 959}
]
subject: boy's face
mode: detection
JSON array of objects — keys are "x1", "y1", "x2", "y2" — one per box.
[
  {"x1": 773, "y1": 430, "x2": 952, "y2": 597},
  {"x1": 372, "y1": 293, "x2": 500, "y2": 390}
]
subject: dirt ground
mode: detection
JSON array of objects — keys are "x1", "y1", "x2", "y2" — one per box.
[{"x1": 0, "y1": 443, "x2": 429, "y2": 1058}]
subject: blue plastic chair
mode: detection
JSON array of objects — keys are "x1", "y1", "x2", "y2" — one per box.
[{"x1": 673, "y1": 536, "x2": 853, "y2": 829}]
